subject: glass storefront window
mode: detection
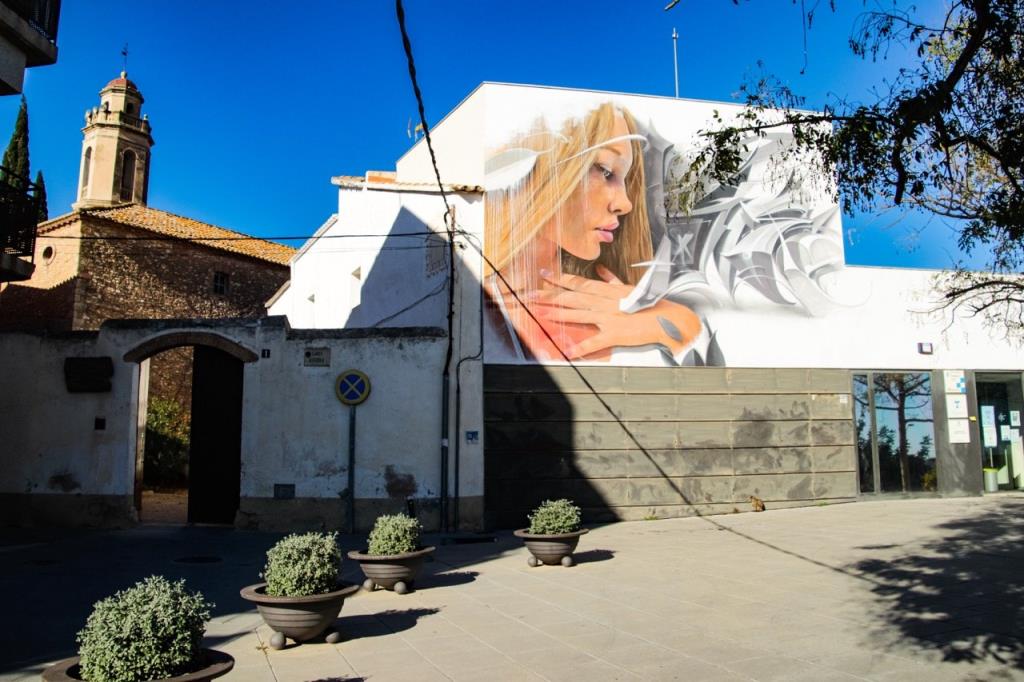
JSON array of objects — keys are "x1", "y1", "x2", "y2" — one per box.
[
  {"x1": 853, "y1": 374, "x2": 874, "y2": 493},
  {"x1": 853, "y1": 372, "x2": 938, "y2": 494}
]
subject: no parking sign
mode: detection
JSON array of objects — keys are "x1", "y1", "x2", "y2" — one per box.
[{"x1": 335, "y1": 370, "x2": 371, "y2": 406}]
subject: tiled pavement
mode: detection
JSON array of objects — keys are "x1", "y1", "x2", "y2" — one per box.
[{"x1": 3, "y1": 494, "x2": 1023, "y2": 681}]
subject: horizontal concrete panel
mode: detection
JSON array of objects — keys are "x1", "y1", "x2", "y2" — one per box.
[
  {"x1": 488, "y1": 471, "x2": 856, "y2": 514},
  {"x1": 731, "y1": 445, "x2": 856, "y2": 475},
  {"x1": 487, "y1": 445, "x2": 856, "y2": 482},
  {"x1": 486, "y1": 448, "x2": 736, "y2": 480},
  {"x1": 485, "y1": 418, "x2": 854, "y2": 452},
  {"x1": 485, "y1": 365, "x2": 855, "y2": 395},
  {"x1": 733, "y1": 471, "x2": 858, "y2": 502},
  {"x1": 486, "y1": 420, "x2": 736, "y2": 451},
  {"x1": 811, "y1": 420, "x2": 855, "y2": 446},
  {"x1": 809, "y1": 394, "x2": 854, "y2": 420},
  {"x1": 483, "y1": 364, "x2": 626, "y2": 394},
  {"x1": 485, "y1": 393, "x2": 853, "y2": 422}
]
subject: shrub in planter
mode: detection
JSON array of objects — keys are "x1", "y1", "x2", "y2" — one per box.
[
  {"x1": 69, "y1": 575, "x2": 229, "y2": 682},
  {"x1": 516, "y1": 498, "x2": 588, "y2": 567},
  {"x1": 527, "y1": 498, "x2": 582, "y2": 535},
  {"x1": 262, "y1": 532, "x2": 342, "y2": 597},
  {"x1": 243, "y1": 531, "x2": 357, "y2": 649},
  {"x1": 348, "y1": 514, "x2": 435, "y2": 594},
  {"x1": 367, "y1": 514, "x2": 422, "y2": 556}
]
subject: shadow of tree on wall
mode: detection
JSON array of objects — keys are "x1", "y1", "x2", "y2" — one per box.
[{"x1": 847, "y1": 498, "x2": 1024, "y2": 670}]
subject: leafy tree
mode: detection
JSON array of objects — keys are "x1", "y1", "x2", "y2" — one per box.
[
  {"x1": 143, "y1": 397, "x2": 191, "y2": 489},
  {"x1": 1, "y1": 96, "x2": 29, "y2": 181},
  {"x1": 34, "y1": 170, "x2": 47, "y2": 222},
  {"x1": 671, "y1": 0, "x2": 1024, "y2": 337}
]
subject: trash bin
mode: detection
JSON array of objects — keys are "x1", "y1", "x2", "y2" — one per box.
[{"x1": 983, "y1": 468, "x2": 1000, "y2": 492}]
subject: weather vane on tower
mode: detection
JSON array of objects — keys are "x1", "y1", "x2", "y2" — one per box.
[{"x1": 121, "y1": 43, "x2": 129, "y2": 75}]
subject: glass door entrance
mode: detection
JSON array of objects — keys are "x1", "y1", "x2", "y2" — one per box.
[
  {"x1": 854, "y1": 372, "x2": 938, "y2": 493},
  {"x1": 975, "y1": 372, "x2": 1024, "y2": 490}
]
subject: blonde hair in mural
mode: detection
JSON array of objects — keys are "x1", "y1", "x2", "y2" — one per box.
[{"x1": 485, "y1": 102, "x2": 653, "y2": 288}]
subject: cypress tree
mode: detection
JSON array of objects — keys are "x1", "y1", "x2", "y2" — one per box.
[
  {"x1": 35, "y1": 170, "x2": 47, "y2": 222},
  {"x1": 1, "y1": 96, "x2": 30, "y2": 182}
]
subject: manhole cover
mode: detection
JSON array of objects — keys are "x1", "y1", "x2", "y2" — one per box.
[{"x1": 173, "y1": 555, "x2": 222, "y2": 564}]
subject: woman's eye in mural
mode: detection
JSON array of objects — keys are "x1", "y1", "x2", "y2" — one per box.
[{"x1": 594, "y1": 163, "x2": 614, "y2": 181}]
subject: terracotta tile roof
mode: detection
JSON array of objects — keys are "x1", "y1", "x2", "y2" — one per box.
[
  {"x1": 40, "y1": 204, "x2": 295, "y2": 266},
  {"x1": 332, "y1": 174, "x2": 483, "y2": 194}
]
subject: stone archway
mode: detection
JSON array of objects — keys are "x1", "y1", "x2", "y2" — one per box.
[
  {"x1": 123, "y1": 331, "x2": 258, "y2": 364},
  {"x1": 124, "y1": 331, "x2": 256, "y2": 525}
]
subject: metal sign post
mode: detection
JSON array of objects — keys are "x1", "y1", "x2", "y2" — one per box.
[{"x1": 335, "y1": 370, "x2": 371, "y2": 534}]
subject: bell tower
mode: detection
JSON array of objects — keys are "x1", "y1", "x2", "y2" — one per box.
[{"x1": 73, "y1": 72, "x2": 154, "y2": 209}]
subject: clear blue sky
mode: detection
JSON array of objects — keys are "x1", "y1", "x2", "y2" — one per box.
[{"x1": 2, "y1": 0, "x2": 980, "y2": 269}]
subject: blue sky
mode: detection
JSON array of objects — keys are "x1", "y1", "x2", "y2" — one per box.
[{"x1": 2, "y1": 0, "x2": 984, "y2": 270}]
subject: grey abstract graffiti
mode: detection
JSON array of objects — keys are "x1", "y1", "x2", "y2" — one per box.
[{"x1": 625, "y1": 124, "x2": 845, "y2": 319}]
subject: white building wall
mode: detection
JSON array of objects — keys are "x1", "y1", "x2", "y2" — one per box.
[
  {"x1": 0, "y1": 331, "x2": 138, "y2": 499},
  {"x1": 396, "y1": 84, "x2": 487, "y2": 185},
  {"x1": 0, "y1": 320, "x2": 468, "y2": 530}
]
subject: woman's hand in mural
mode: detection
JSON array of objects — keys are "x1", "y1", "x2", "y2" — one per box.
[{"x1": 534, "y1": 267, "x2": 702, "y2": 360}]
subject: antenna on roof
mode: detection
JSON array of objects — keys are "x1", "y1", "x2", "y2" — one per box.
[{"x1": 672, "y1": 28, "x2": 679, "y2": 98}]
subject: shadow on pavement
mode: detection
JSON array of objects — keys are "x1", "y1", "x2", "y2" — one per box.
[
  {"x1": 0, "y1": 525, "x2": 502, "y2": 673},
  {"x1": 573, "y1": 548, "x2": 615, "y2": 564},
  {"x1": 845, "y1": 498, "x2": 1024, "y2": 671}
]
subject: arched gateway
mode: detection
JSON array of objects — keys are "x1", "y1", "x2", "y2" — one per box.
[{"x1": 124, "y1": 332, "x2": 257, "y2": 525}]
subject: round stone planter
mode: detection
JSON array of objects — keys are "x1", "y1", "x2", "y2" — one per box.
[
  {"x1": 240, "y1": 582, "x2": 359, "y2": 649},
  {"x1": 347, "y1": 546, "x2": 436, "y2": 594},
  {"x1": 514, "y1": 528, "x2": 589, "y2": 567},
  {"x1": 42, "y1": 649, "x2": 234, "y2": 681}
]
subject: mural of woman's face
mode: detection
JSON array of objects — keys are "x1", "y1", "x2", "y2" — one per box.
[{"x1": 545, "y1": 114, "x2": 635, "y2": 261}]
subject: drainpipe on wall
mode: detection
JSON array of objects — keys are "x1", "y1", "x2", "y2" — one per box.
[{"x1": 439, "y1": 209, "x2": 456, "y2": 533}]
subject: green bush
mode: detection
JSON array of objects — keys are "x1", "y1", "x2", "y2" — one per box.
[
  {"x1": 528, "y1": 498, "x2": 582, "y2": 534},
  {"x1": 262, "y1": 532, "x2": 341, "y2": 597},
  {"x1": 367, "y1": 514, "x2": 422, "y2": 555},
  {"x1": 143, "y1": 397, "x2": 190, "y2": 489},
  {"x1": 76, "y1": 576, "x2": 212, "y2": 682}
]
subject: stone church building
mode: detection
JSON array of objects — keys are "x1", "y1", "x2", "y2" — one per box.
[
  {"x1": 0, "y1": 72, "x2": 294, "y2": 330},
  {"x1": 0, "y1": 72, "x2": 294, "y2": 516}
]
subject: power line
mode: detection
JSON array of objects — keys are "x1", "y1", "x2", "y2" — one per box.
[{"x1": 41, "y1": 230, "x2": 440, "y2": 242}]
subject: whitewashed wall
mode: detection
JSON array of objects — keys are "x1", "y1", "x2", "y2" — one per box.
[
  {"x1": 0, "y1": 320, "x2": 471, "y2": 530},
  {"x1": 0, "y1": 331, "x2": 139, "y2": 498}
]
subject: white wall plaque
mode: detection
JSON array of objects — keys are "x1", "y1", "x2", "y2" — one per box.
[
  {"x1": 945, "y1": 394, "x2": 969, "y2": 419},
  {"x1": 948, "y1": 419, "x2": 971, "y2": 444},
  {"x1": 943, "y1": 370, "x2": 966, "y2": 394}
]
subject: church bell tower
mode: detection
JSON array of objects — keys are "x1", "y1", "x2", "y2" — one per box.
[{"x1": 73, "y1": 71, "x2": 154, "y2": 209}]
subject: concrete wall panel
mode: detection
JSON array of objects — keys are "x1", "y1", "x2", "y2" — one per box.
[{"x1": 484, "y1": 365, "x2": 858, "y2": 527}]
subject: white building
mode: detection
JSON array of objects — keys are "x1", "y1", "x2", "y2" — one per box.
[
  {"x1": 272, "y1": 83, "x2": 1022, "y2": 527},
  {"x1": 4, "y1": 83, "x2": 1021, "y2": 533}
]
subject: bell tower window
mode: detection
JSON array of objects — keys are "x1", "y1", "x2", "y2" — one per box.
[
  {"x1": 119, "y1": 150, "x2": 136, "y2": 201},
  {"x1": 81, "y1": 147, "x2": 92, "y2": 191}
]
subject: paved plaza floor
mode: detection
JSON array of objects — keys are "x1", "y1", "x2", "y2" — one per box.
[{"x1": 2, "y1": 494, "x2": 1023, "y2": 681}]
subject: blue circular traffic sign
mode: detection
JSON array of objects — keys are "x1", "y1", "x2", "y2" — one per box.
[{"x1": 335, "y1": 370, "x2": 371, "y2": 406}]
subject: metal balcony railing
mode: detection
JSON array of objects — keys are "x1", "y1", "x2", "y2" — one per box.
[
  {"x1": 0, "y1": 167, "x2": 40, "y2": 259},
  {"x1": 4, "y1": 0, "x2": 61, "y2": 44}
]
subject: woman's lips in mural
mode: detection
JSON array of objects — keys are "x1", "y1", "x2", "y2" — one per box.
[{"x1": 595, "y1": 223, "x2": 618, "y2": 243}]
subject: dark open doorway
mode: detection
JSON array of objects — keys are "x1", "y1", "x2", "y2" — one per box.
[
  {"x1": 187, "y1": 345, "x2": 243, "y2": 523},
  {"x1": 126, "y1": 332, "x2": 254, "y2": 526},
  {"x1": 975, "y1": 372, "x2": 1024, "y2": 491}
]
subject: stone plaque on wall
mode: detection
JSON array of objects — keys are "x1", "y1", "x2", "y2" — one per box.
[{"x1": 303, "y1": 347, "x2": 330, "y2": 367}]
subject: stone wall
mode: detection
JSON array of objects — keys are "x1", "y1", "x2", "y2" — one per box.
[
  {"x1": 75, "y1": 217, "x2": 288, "y2": 326},
  {"x1": 484, "y1": 365, "x2": 857, "y2": 527},
  {"x1": 0, "y1": 216, "x2": 288, "y2": 330}
]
